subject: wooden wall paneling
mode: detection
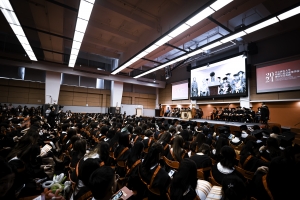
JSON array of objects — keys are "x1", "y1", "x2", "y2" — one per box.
[
  {"x1": 106, "y1": 95, "x2": 110, "y2": 107},
  {"x1": 7, "y1": 97, "x2": 28, "y2": 104},
  {"x1": 58, "y1": 100, "x2": 73, "y2": 105},
  {"x1": 72, "y1": 101, "x2": 87, "y2": 106},
  {"x1": 0, "y1": 96, "x2": 8, "y2": 102},
  {"x1": 0, "y1": 78, "x2": 9, "y2": 85},
  {"x1": 74, "y1": 87, "x2": 88, "y2": 93},
  {"x1": 278, "y1": 91, "x2": 300, "y2": 99},
  {"x1": 9, "y1": 80, "x2": 30, "y2": 87},
  {"x1": 60, "y1": 85, "x2": 74, "y2": 92}
]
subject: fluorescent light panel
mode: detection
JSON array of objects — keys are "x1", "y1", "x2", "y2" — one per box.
[
  {"x1": 71, "y1": 48, "x2": 79, "y2": 56},
  {"x1": 277, "y1": 5, "x2": 300, "y2": 20},
  {"x1": 210, "y1": 0, "x2": 233, "y2": 11},
  {"x1": 168, "y1": 23, "x2": 190, "y2": 38},
  {"x1": 73, "y1": 31, "x2": 84, "y2": 42},
  {"x1": 0, "y1": 1, "x2": 37, "y2": 61},
  {"x1": 75, "y1": 18, "x2": 88, "y2": 33},
  {"x1": 220, "y1": 31, "x2": 246, "y2": 43},
  {"x1": 202, "y1": 41, "x2": 223, "y2": 50},
  {"x1": 136, "y1": 51, "x2": 148, "y2": 58},
  {"x1": 0, "y1": 8, "x2": 19, "y2": 25},
  {"x1": 133, "y1": 4, "x2": 300, "y2": 78},
  {"x1": 113, "y1": 0, "x2": 235, "y2": 74},
  {"x1": 155, "y1": 35, "x2": 173, "y2": 46},
  {"x1": 185, "y1": 7, "x2": 215, "y2": 26},
  {"x1": 68, "y1": 0, "x2": 95, "y2": 67},
  {"x1": 16, "y1": 35, "x2": 29, "y2": 45},
  {"x1": 244, "y1": 17, "x2": 279, "y2": 34},
  {"x1": 144, "y1": 44, "x2": 159, "y2": 53},
  {"x1": 10, "y1": 24, "x2": 25, "y2": 36},
  {"x1": 78, "y1": 0, "x2": 93, "y2": 21},
  {"x1": 72, "y1": 41, "x2": 81, "y2": 50},
  {"x1": 0, "y1": 0, "x2": 13, "y2": 10}
]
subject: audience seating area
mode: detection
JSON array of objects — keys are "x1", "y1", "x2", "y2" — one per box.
[{"x1": 0, "y1": 105, "x2": 299, "y2": 200}]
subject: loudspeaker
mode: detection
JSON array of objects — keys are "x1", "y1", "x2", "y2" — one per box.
[
  {"x1": 186, "y1": 64, "x2": 191, "y2": 72},
  {"x1": 246, "y1": 64, "x2": 252, "y2": 79},
  {"x1": 188, "y1": 78, "x2": 190, "y2": 88},
  {"x1": 247, "y1": 42, "x2": 258, "y2": 55}
]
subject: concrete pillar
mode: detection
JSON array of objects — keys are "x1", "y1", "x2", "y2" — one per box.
[
  {"x1": 45, "y1": 71, "x2": 61, "y2": 104},
  {"x1": 110, "y1": 81, "x2": 123, "y2": 114},
  {"x1": 240, "y1": 79, "x2": 252, "y2": 108},
  {"x1": 155, "y1": 88, "x2": 159, "y2": 109}
]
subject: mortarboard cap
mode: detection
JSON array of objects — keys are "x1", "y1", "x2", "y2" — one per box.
[
  {"x1": 238, "y1": 71, "x2": 245, "y2": 74},
  {"x1": 223, "y1": 77, "x2": 228, "y2": 80},
  {"x1": 233, "y1": 74, "x2": 238, "y2": 77},
  {"x1": 240, "y1": 125, "x2": 248, "y2": 130},
  {"x1": 278, "y1": 132, "x2": 295, "y2": 143},
  {"x1": 252, "y1": 129, "x2": 263, "y2": 138},
  {"x1": 226, "y1": 73, "x2": 231, "y2": 75}
]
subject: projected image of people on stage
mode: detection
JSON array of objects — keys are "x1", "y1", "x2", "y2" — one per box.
[{"x1": 190, "y1": 55, "x2": 247, "y2": 99}]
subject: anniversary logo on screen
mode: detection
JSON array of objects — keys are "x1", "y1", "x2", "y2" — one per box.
[{"x1": 256, "y1": 59, "x2": 300, "y2": 93}]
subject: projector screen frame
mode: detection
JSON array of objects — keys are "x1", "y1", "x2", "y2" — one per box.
[
  {"x1": 190, "y1": 52, "x2": 248, "y2": 100},
  {"x1": 171, "y1": 80, "x2": 189, "y2": 101},
  {"x1": 255, "y1": 55, "x2": 300, "y2": 94}
]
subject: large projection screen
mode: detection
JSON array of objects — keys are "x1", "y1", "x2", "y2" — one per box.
[
  {"x1": 256, "y1": 59, "x2": 300, "y2": 93},
  {"x1": 190, "y1": 54, "x2": 247, "y2": 99},
  {"x1": 172, "y1": 81, "x2": 189, "y2": 100}
]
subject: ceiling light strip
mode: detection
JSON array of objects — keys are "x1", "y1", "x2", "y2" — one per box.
[
  {"x1": 68, "y1": 0, "x2": 95, "y2": 67},
  {"x1": 133, "y1": 3, "x2": 300, "y2": 79},
  {"x1": 0, "y1": 0, "x2": 37, "y2": 61},
  {"x1": 111, "y1": 0, "x2": 234, "y2": 75}
]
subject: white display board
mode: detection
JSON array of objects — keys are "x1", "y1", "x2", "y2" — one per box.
[{"x1": 121, "y1": 104, "x2": 143, "y2": 116}]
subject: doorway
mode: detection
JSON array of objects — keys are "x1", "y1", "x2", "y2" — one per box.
[{"x1": 136, "y1": 108, "x2": 142, "y2": 116}]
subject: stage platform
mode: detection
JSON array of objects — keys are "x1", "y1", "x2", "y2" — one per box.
[{"x1": 157, "y1": 116, "x2": 262, "y2": 128}]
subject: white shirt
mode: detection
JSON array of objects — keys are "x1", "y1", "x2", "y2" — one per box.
[{"x1": 241, "y1": 131, "x2": 248, "y2": 138}]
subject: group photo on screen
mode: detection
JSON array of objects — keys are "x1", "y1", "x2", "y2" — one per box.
[{"x1": 190, "y1": 55, "x2": 246, "y2": 99}]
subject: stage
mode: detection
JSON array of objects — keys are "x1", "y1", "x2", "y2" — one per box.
[{"x1": 157, "y1": 116, "x2": 263, "y2": 128}]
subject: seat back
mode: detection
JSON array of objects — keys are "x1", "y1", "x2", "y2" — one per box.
[
  {"x1": 235, "y1": 165, "x2": 254, "y2": 180},
  {"x1": 163, "y1": 156, "x2": 179, "y2": 170},
  {"x1": 211, "y1": 158, "x2": 217, "y2": 165},
  {"x1": 197, "y1": 167, "x2": 211, "y2": 180}
]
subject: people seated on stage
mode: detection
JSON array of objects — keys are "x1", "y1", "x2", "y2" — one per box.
[
  {"x1": 215, "y1": 107, "x2": 223, "y2": 121},
  {"x1": 194, "y1": 108, "x2": 203, "y2": 119},
  {"x1": 254, "y1": 107, "x2": 261, "y2": 123},
  {"x1": 210, "y1": 107, "x2": 218, "y2": 120},
  {"x1": 164, "y1": 107, "x2": 170, "y2": 116}
]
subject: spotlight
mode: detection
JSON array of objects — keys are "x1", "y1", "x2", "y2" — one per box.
[{"x1": 153, "y1": 79, "x2": 156, "y2": 83}]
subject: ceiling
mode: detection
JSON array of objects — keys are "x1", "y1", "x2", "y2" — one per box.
[{"x1": 1, "y1": 0, "x2": 300, "y2": 79}]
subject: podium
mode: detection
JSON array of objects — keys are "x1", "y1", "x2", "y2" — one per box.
[
  {"x1": 155, "y1": 109, "x2": 161, "y2": 117},
  {"x1": 208, "y1": 82, "x2": 220, "y2": 96},
  {"x1": 180, "y1": 111, "x2": 192, "y2": 120}
]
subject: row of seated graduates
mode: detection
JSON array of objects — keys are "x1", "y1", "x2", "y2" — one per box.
[
  {"x1": 1, "y1": 108, "x2": 299, "y2": 200},
  {"x1": 67, "y1": 118, "x2": 300, "y2": 200},
  {"x1": 211, "y1": 106, "x2": 257, "y2": 123},
  {"x1": 0, "y1": 103, "x2": 43, "y2": 117}
]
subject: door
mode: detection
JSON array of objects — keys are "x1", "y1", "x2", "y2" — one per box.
[{"x1": 136, "y1": 108, "x2": 142, "y2": 116}]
